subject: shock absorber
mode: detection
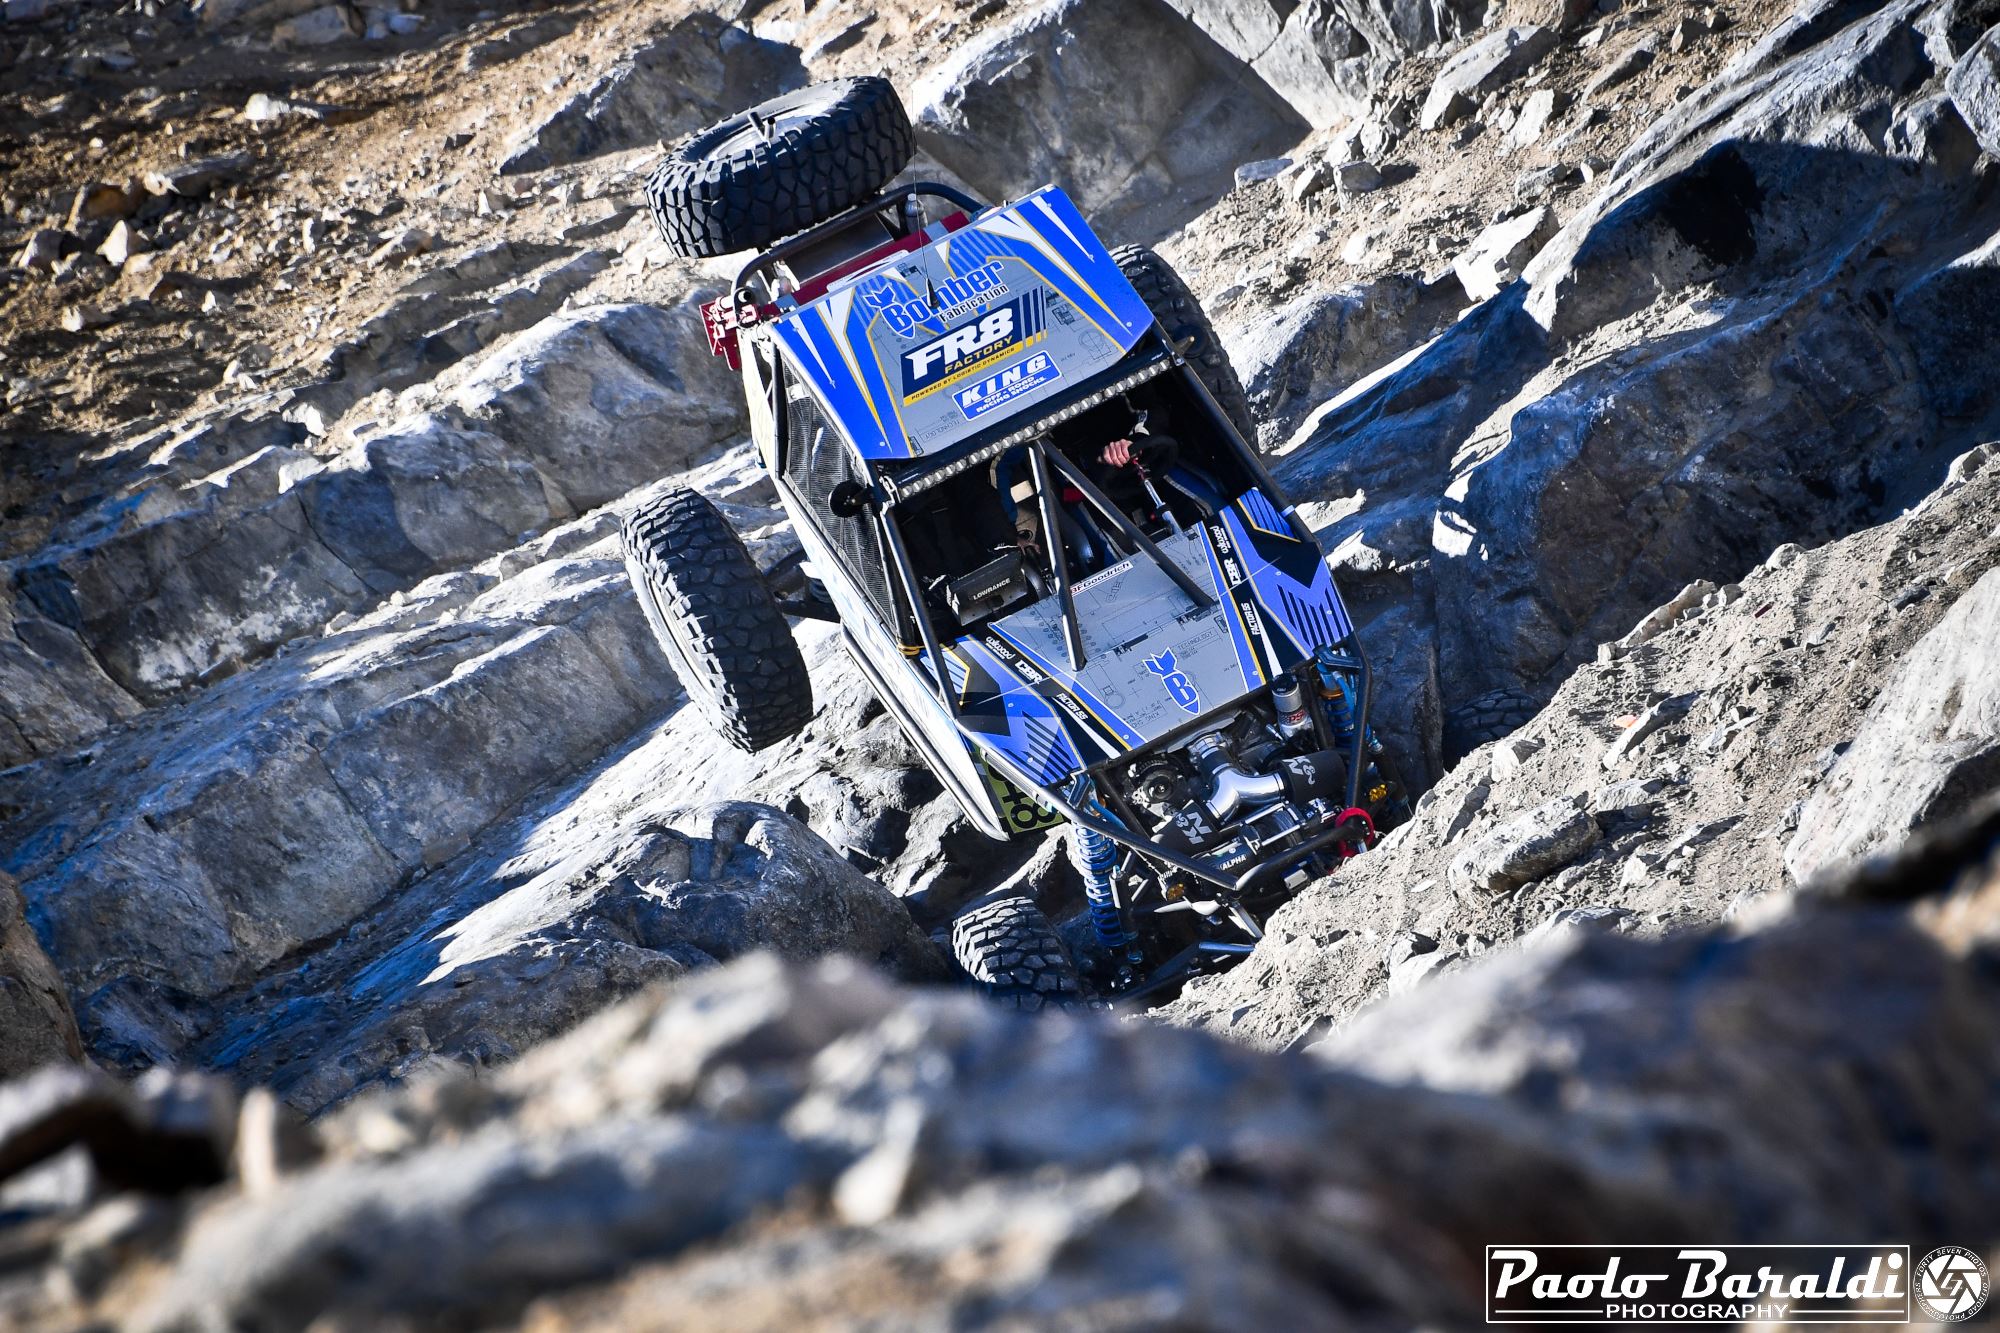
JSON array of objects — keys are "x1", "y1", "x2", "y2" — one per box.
[
  {"x1": 1071, "y1": 822, "x2": 1130, "y2": 955},
  {"x1": 1067, "y1": 777, "x2": 1139, "y2": 963},
  {"x1": 1314, "y1": 646, "x2": 1359, "y2": 747}
]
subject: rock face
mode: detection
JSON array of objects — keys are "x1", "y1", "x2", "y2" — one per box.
[
  {"x1": 1786, "y1": 568, "x2": 2000, "y2": 884},
  {"x1": 0, "y1": 871, "x2": 84, "y2": 1078},
  {"x1": 1168, "y1": 0, "x2": 1496, "y2": 126},
  {"x1": 1277, "y1": 0, "x2": 2000, "y2": 738},
  {"x1": 7, "y1": 835, "x2": 1998, "y2": 1329},
  {"x1": 1161, "y1": 449, "x2": 2000, "y2": 1047},
  {"x1": 499, "y1": 16, "x2": 804, "y2": 175},
  {"x1": 910, "y1": 0, "x2": 1309, "y2": 238},
  {"x1": 197, "y1": 802, "x2": 946, "y2": 1112}
]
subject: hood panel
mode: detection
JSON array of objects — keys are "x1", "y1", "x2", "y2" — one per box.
[
  {"x1": 945, "y1": 489, "x2": 1355, "y2": 789},
  {"x1": 769, "y1": 186, "x2": 1155, "y2": 461}
]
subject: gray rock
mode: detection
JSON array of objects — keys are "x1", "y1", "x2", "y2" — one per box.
[
  {"x1": 1945, "y1": 21, "x2": 2000, "y2": 159},
  {"x1": 1601, "y1": 693, "x2": 1697, "y2": 769},
  {"x1": 500, "y1": 17, "x2": 802, "y2": 175},
  {"x1": 198, "y1": 803, "x2": 946, "y2": 1112},
  {"x1": 23, "y1": 845, "x2": 2000, "y2": 1329},
  {"x1": 1450, "y1": 205, "x2": 1556, "y2": 301},
  {"x1": 141, "y1": 153, "x2": 251, "y2": 199},
  {"x1": 1508, "y1": 87, "x2": 1569, "y2": 146},
  {"x1": 1786, "y1": 569, "x2": 2000, "y2": 884},
  {"x1": 1223, "y1": 273, "x2": 1459, "y2": 441},
  {"x1": 1448, "y1": 795, "x2": 1601, "y2": 893},
  {"x1": 269, "y1": 4, "x2": 359, "y2": 48},
  {"x1": 1583, "y1": 41, "x2": 1655, "y2": 99},
  {"x1": 1235, "y1": 156, "x2": 1294, "y2": 187},
  {"x1": 1164, "y1": 0, "x2": 1491, "y2": 128},
  {"x1": 1420, "y1": 25, "x2": 1556, "y2": 130},
  {"x1": 15, "y1": 227, "x2": 63, "y2": 271},
  {"x1": 911, "y1": 0, "x2": 1307, "y2": 239},
  {"x1": 1334, "y1": 158, "x2": 1384, "y2": 194}
]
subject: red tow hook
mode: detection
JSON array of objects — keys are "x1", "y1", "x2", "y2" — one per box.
[{"x1": 1330, "y1": 807, "x2": 1378, "y2": 859}]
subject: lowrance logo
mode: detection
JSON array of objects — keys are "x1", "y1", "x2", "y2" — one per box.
[
  {"x1": 953, "y1": 351, "x2": 1060, "y2": 421},
  {"x1": 902, "y1": 291, "x2": 1046, "y2": 402}
]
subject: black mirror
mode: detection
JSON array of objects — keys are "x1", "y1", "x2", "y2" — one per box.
[{"x1": 829, "y1": 480, "x2": 873, "y2": 517}]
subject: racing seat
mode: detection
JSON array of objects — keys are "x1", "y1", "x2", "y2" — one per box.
[{"x1": 900, "y1": 474, "x2": 1031, "y2": 632}]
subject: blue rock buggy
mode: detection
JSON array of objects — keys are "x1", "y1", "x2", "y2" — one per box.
[{"x1": 626, "y1": 78, "x2": 1407, "y2": 1006}]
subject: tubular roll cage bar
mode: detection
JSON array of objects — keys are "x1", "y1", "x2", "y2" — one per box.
[
  {"x1": 875, "y1": 340, "x2": 1380, "y2": 898},
  {"x1": 743, "y1": 182, "x2": 1381, "y2": 898}
]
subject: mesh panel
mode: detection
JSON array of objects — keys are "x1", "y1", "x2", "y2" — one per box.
[{"x1": 783, "y1": 391, "x2": 901, "y2": 627}]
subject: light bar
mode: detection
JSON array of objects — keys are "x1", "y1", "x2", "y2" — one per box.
[{"x1": 882, "y1": 353, "x2": 1180, "y2": 504}]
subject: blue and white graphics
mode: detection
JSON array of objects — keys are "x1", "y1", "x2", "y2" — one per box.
[
  {"x1": 902, "y1": 291, "x2": 1047, "y2": 402},
  {"x1": 953, "y1": 351, "x2": 1061, "y2": 421},
  {"x1": 1145, "y1": 649, "x2": 1202, "y2": 714}
]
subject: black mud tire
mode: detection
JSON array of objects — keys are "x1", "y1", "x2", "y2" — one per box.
[
  {"x1": 622, "y1": 488, "x2": 813, "y2": 753},
  {"x1": 644, "y1": 77, "x2": 914, "y2": 260},
  {"x1": 1111, "y1": 244, "x2": 1257, "y2": 445},
  {"x1": 950, "y1": 896, "x2": 1086, "y2": 1013},
  {"x1": 1443, "y1": 687, "x2": 1542, "y2": 764}
]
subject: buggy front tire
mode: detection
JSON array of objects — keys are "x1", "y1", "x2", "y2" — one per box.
[
  {"x1": 622, "y1": 488, "x2": 813, "y2": 753},
  {"x1": 950, "y1": 895, "x2": 1086, "y2": 1013}
]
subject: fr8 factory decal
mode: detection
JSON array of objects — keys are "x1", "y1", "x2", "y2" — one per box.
[{"x1": 899, "y1": 290, "x2": 1048, "y2": 404}]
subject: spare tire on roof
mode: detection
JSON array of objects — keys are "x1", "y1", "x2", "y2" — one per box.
[{"x1": 643, "y1": 77, "x2": 915, "y2": 260}]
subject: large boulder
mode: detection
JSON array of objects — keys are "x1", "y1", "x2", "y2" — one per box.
[
  {"x1": 1945, "y1": 20, "x2": 2000, "y2": 159},
  {"x1": 198, "y1": 803, "x2": 946, "y2": 1112},
  {"x1": 910, "y1": 0, "x2": 1308, "y2": 240},
  {"x1": 6, "y1": 300, "x2": 743, "y2": 707},
  {"x1": 499, "y1": 16, "x2": 804, "y2": 174},
  {"x1": 1786, "y1": 568, "x2": 2000, "y2": 884},
  {"x1": 1166, "y1": 0, "x2": 1499, "y2": 127}
]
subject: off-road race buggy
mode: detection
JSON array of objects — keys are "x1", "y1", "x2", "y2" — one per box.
[{"x1": 624, "y1": 77, "x2": 1408, "y2": 1007}]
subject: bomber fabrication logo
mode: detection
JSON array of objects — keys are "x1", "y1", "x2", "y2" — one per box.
[{"x1": 1486, "y1": 1246, "x2": 1919, "y2": 1324}]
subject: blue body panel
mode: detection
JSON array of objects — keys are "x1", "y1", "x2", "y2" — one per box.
[{"x1": 768, "y1": 186, "x2": 1157, "y2": 461}]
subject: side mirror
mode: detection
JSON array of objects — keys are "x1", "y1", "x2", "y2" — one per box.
[{"x1": 829, "y1": 480, "x2": 873, "y2": 517}]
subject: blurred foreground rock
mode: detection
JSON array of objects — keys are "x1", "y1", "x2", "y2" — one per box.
[{"x1": 1, "y1": 805, "x2": 1994, "y2": 1330}]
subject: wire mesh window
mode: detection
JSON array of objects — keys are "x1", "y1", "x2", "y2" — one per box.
[{"x1": 781, "y1": 385, "x2": 901, "y2": 628}]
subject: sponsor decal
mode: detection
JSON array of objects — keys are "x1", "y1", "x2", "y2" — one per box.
[
  {"x1": 859, "y1": 259, "x2": 1010, "y2": 336},
  {"x1": 901, "y1": 291, "x2": 1047, "y2": 403},
  {"x1": 953, "y1": 350, "x2": 1061, "y2": 421},
  {"x1": 1486, "y1": 1246, "x2": 1915, "y2": 1324},
  {"x1": 1144, "y1": 649, "x2": 1201, "y2": 714},
  {"x1": 1916, "y1": 1247, "x2": 1989, "y2": 1323}
]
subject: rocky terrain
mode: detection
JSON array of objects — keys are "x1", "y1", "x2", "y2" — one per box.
[{"x1": 2, "y1": 0, "x2": 1999, "y2": 1322}]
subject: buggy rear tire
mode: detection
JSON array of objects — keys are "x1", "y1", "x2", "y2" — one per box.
[
  {"x1": 950, "y1": 895, "x2": 1086, "y2": 1013},
  {"x1": 622, "y1": 488, "x2": 813, "y2": 753},
  {"x1": 1111, "y1": 244, "x2": 1257, "y2": 446},
  {"x1": 644, "y1": 77, "x2": 914, "y2": 259},
  {"x1": 1443, "y1": 687, "x2": 1542, "y2": 765}
]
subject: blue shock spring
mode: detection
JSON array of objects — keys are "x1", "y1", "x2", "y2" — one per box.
[
  {"x1": 1072, "y1": 821, "x2": 1131, "y2": 954},
  {"x1": 1315, "y1": 648, "x2": 1360, "y2": 748}
]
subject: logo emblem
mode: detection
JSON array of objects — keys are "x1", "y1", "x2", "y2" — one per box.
[
  {"x1": 1144, "y1": 650, "x2": 1201, "y2": 714},
  {"x1": 1917, "y1": 1247, "x2": 1989, "y2": 1322}
]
